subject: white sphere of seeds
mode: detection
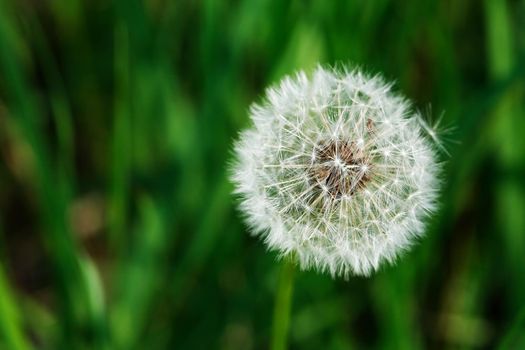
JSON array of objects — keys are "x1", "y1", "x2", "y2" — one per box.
[{"x1": 231, "y1": 66, "x2": 441, "y2": 277}]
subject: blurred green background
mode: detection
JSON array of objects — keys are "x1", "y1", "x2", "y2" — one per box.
[{"x1": 0, "y1": 0, "x2": 525, "y2": 349}]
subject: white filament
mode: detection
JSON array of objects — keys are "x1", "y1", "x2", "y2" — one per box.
[{"x1": 231, "y1": 66, "x2": 441, "y2": 277}]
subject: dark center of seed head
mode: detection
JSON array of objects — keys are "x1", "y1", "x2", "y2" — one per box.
[{"x1": 309, "y1": 139, "x2": 371, "y2": 199}]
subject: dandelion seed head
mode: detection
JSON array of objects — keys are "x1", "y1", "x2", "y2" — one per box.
[{"x1": 231, "y1": 66, "x2": 441, "y2": 278}]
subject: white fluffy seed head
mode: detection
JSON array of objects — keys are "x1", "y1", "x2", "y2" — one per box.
[{"x1": 231, "y1": 66, "x2": 441, "y2": 278}]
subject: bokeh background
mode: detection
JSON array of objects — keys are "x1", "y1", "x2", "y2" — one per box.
[{"x1": 0, "y1": 0, "x2": 525, "y2": 349}]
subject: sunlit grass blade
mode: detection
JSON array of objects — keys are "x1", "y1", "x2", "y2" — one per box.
[
  {"x1": 110, "y1": 196, "x2": 166, "y2": 350},
  {"x1": 0, "y1": 264, "x2": 31, "y2": 350}
]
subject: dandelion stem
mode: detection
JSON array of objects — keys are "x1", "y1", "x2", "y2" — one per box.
[{"x1": 271, "y1": 258, "x2": 295, "y2": 350}]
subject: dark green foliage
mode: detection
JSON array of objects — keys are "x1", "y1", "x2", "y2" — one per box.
[{"x1": 0, "y1": 0, "x2": 524, "y2": 349}]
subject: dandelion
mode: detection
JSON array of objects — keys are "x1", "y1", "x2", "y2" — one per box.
[{"x1": 232, "y1": 66, "x2": 441, "y2": 278}]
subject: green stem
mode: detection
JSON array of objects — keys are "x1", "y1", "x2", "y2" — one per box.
[{"x1": 271, "y1": 258, "x2": 295, "y2": 350}]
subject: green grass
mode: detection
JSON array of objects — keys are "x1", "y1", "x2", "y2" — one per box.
[{"x1": 0, "y1": 0, "x2": 524, "y2": 349}]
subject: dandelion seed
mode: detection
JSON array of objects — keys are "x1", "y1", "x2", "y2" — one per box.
[{"x1": 231, "y1": 66, "x2": 441, "y2": 277}]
